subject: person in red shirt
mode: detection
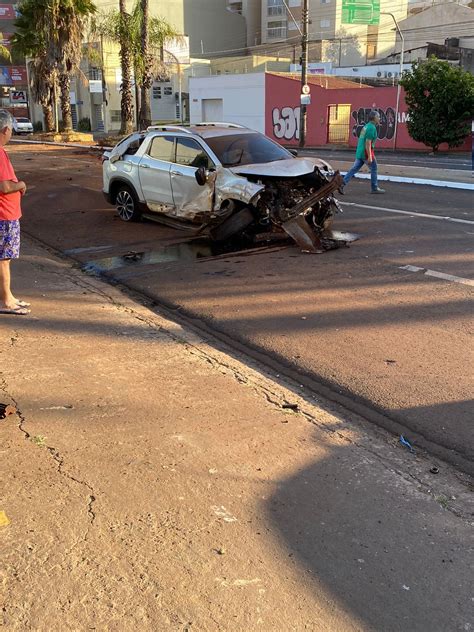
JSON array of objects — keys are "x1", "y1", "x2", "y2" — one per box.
[{"x1": 0, "y1": 110, "x2": 28, "y2": 315}]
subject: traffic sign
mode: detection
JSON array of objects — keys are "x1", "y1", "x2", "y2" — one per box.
[
  {"x1": 342, "y1": 0, "x2": 380, "y2": 25},
  {"x1": 302, "y1": 84, "x2": 310, "y2": 95}
]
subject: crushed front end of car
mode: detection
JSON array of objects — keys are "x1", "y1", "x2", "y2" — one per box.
[{"x1": 209, "y1": 158, "x2": 354, "y2": 253}]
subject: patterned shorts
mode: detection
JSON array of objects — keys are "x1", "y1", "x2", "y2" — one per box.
[{"x1": 0, "y1": 220, "x2": 20, "y2": 259}]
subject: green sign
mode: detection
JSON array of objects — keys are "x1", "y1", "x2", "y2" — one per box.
[{"x1": 341, "y1": 0, "x2": 380, "y2": 25}]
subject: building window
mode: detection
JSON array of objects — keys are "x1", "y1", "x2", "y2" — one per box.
[
  {"x1": 267, "y1": 20, "x2": 287, "y2": 39},
  {"x1": 110, "y1": 110, "x2": 121, "y2": 123},
  {"x1": 320, "y1": 19, "x2": 330, "y2": 27},
  {"x1": 321, "y1": 0, "x2": 330, "y2": 4},
  {"x1": 89, "y1": 67, "x2": 102, "y2": 81},
  {"x1": 268, "y1": 0, "x2": 285, "y2": 17},
  {"x1": 366, "y1": 43, "x2": 377, "y2": 59},
  {"x1": 153, "y1": 86, "x2": 161, "y2": 99},
  {"x1": 163, "y1": 86, "x2": 173, "y2": 96}
]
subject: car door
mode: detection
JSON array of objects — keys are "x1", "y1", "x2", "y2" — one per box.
[
  {"x1": 170, "y1": 137, "x2": 215, "y2": 219},
  {"x1": 138, "y1": 135, "x2": 175, "y2": 213}
]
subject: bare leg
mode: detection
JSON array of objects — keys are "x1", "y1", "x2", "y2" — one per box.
[{"x1": 0, "y1": 258, "x2": 16, "y2": 309}]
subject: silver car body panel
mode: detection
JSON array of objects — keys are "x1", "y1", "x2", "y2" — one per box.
[
  {"x1": 215, "y1": 169, "x2": 265, "y2": 208},
  {"x1": 230, "y1": 157, "x2": 329, "y2": 178}
]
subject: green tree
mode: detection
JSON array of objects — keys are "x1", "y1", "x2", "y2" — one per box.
[
  {"x1": 400, "y1": 57, "x2": 474, "y2": 152},
  {"x1": 13, "y1": 0, "x2": 96, "y2": 133},
  {"x1": 93, "y1": 1, "x2": 178, "y2": 132},
  {"x1": 12, "y1": 1, "x2": 55, "y2": 132},
  {"x1": 53, "y1": 0, "x2": 97, "y2": 131}
]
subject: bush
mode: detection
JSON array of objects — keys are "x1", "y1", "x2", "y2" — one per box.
[
  {"x1": 77, "y1": 117, "x2": 91, "y2": 132},
  {"x1": 33, "y1": 121, "x2": 43, "y2": 132}
]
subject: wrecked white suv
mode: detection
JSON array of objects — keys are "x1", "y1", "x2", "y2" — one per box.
[{"x1": 102, "y1": 123, "x2": 347, "y2": 252}]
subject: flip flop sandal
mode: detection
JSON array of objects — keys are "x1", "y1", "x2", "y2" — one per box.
[
  {"x1": 0, "y1": 306, "x2": 30, "y2": 316},
  {"x1": 16, "y1": 300, "x2": 31, "y2": 307}
]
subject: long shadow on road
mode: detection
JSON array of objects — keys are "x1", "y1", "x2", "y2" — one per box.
[{"x1": 268, "y1": 430, "x2": 473, "y2": 632}]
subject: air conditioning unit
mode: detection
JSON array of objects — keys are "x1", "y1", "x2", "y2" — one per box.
[
  {"x1": 377, "y1": 71, "x2": 382, "y2": 77},
  {"x1": 387, "y1": 72, "x2": 393, "y2": 78}
]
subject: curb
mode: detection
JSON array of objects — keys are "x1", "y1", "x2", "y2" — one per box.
[{"x1": 348, "y1": 172, "x2": 474, "y2": 191}]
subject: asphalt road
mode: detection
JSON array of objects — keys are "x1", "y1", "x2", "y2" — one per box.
[{"x1": 13, "y1": 144, "x2": 474, "y2": 473}]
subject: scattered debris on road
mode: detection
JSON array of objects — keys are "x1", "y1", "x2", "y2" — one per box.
[
  {"x1": 430, "y1": 466, "x2": 440, "y2": 474},
  {"x1": 0, "y1": 403, "x2": 16, "y2": 420},
  {"x1": 399, "y1": 435, "x2": 416, "y2": 454}
]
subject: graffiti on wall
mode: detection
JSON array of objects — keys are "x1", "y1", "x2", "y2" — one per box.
[
  {"x1": 352, "y1": 107, "x2": 396, "y2": 141},
  {"x1": 273, "y1": 107, "x2": 300, "y2": 141}
]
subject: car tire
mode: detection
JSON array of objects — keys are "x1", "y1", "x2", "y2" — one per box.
[
  {"x1": 210, "y1": 207, "x2": 254, "y2": 242},
  {"x1": 115, "y1": 185, "x2": 142, "y2": 222}
]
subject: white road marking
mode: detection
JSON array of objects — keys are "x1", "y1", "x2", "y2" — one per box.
[
  {"x1": 400, "y1": 265, "x2": 474, "y2": 287},
  {"x1": 347, "y1": 173, "x2": 474, "y2": 190},
  {"x1": 343, "y1": 202, "x2": 474, "y2": 226}
]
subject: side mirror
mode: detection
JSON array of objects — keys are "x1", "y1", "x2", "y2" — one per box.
[
  {"x1": 289, "y1": 149, "x2": 298, "y2": 157},
  {"x1": 195, "y1": 166, "x2": 208, "y2": 186}
]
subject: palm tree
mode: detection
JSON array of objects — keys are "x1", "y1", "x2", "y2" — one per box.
[
  {"x1": 54, "y1": 0, "x2": 97, "y2": 131},
  {"x1": 11, "y1": 0, "x2": 55, "y2": 132},
  {"x1": 94, "y1": 0, "x2": 179, "y2": 132},
  {"x1": 118, "y1": 0, "x2": 134, "y2": 134},
  {"x1": 134, "y1": 1, "x2": 179, "y2": 129},
  {"x1": 13, "y1": 0, "x2": 96, "y2": 133}
]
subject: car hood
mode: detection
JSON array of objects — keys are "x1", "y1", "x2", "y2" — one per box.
[{"x1": 230, "y1": 157, "x2": 331, "y2": 178}]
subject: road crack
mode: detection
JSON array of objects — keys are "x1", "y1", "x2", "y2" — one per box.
[{"x1": 1, "y1": 373, "x2": 97, "y2": 528}]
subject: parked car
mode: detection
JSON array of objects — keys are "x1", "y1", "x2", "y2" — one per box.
[
  {"x1": 102, "y1": 123, "x2": 347, "y2": 252},
  {"x1": 13, "y1": 117, "x2": 34, "y2": 134}
]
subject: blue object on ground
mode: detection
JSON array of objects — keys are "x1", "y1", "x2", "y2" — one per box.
[{"x1": 400, "y1": 435, "x2": 416, "y2": 454}]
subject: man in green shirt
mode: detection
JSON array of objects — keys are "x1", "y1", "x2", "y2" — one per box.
[{"x1": 342, "y1": 110, "x2": 385, "y2": 194}]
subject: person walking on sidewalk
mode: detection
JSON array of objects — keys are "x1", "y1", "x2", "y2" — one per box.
[
  {"x1": 342, "y1": 110, "x2": 385, "y2": 194},
  {"x1": 0, "y1": 110, "x2": 29, "y2": 316}
]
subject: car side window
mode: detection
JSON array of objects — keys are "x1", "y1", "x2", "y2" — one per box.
[
  {"x1": 147, "y1": 136, "x2": 174, "y2": 162},
  {"x1": 175, "y1": 138, "x2": 213, "y2": 169}
]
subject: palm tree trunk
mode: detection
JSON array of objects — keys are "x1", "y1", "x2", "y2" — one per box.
[
  {"x1": 42, "y1": 105, "x2": 55, "y2": 133},
  {"x1": 59, "y1": 73, "x2": 73, "y2": 131},
  {"x1": 139, "y1": 0, "x2": 152, "y2": 129},
  {"x1": 119, "y1": 0, "x2": 134, "y2": 135}
]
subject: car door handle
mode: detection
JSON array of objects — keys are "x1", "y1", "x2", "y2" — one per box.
[
  {"x1": 170, "y1": 170, "x2": 183, "y2": 176},
  {"x1": 140, "y1": 163, "x2": 150, "y2": 169}
]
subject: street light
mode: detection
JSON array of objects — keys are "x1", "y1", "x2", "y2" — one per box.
[{"x1": 381, "y1": 12, "x2": 404, "y2": 150}]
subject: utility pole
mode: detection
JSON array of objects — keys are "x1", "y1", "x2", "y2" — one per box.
[{"x1": 299, "y1": 0, "x2": 309, "y2": 148}]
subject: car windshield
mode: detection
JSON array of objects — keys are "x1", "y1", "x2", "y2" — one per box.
[
  {"x1": 16, "y1": 118, "x2": 30, "y2": 123},
  {"x1": 205, "y1": 132, "x2": 292, "y2": 167}
]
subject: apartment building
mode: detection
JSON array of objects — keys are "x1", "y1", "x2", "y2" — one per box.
[{"x1": 230, "y1": 0, "x2": 408, "y2": 66}]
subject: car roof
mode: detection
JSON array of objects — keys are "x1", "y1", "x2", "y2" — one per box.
[
  {"x1": 189, "y1": 126, "x2": 256, "y2": 139},
  {"x1": 145, "y1": 124, "x2": 256, "y2": 140}
]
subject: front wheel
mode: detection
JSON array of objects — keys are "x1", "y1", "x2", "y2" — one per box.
[{"x1": 115, "y1": 186, "x2": 141, "y2": 222}]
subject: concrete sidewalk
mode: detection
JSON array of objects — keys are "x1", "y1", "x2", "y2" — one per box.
[{"x1": 1, "y1": 238, "x2": 473, "y2": 631}]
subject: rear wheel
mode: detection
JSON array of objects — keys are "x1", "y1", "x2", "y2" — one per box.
[{"x1": 115, "y1": 185, "x2": 141, "y2": 222}]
